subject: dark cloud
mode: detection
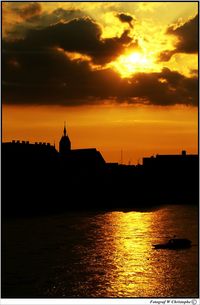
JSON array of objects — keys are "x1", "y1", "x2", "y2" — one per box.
[
  {"x1": 116, "y1": 13, "x2": 134, "y2": 28},
  {"x1": 159, "y1": 14, "x2": 198, "y2": 61},
  {"x1": 2, "y1": 42, "x2": 197, "y2": 107},
  {"x1": 190, "y1": 69, "x2": 198, "y2": 76},
  {"x1": 5, "y1": 18, "x2": 133, "y2": 65},
  {"x1": 2, "y1": 46, "x2": 121, "y2": 105},
  {"x1": 2, "y1": 18, "x2": 197, "y2": 107},
  {"x1": 167, "y1": 14, "x2": 198, "y2": 53},
  {"x1": 13, "y1": 2, "x2": 42, "y2": 20},
  {"x1": 4, "y1": 7, "x2": 87, "y2": 41},
  {"x1": 126, "y1": 68, "x2": 197, "y2": 106},
  {"x1": 158, "y1": 50, "x2": 176, "y2": 62}
]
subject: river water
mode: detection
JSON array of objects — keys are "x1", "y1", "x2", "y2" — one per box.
[{"x1": 2, "y1": 205, "x2": 198, "y2": 298}]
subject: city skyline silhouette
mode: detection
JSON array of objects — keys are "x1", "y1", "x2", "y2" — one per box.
[
  {"x1": 2, "y1": 123, "x2": 198, "y2": 217},
  {"x1": 2, "y1": 1, "x2": 198, "y2": 300}
]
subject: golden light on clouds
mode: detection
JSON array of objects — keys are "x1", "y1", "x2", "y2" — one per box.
[
  {"x1": 109, "y1": 51, "x2": 156, "y2": 77},
  {"x1": 2, "y1": 2, "x2": 198, "y2": 163}
]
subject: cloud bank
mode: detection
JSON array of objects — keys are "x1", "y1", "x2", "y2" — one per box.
[{"x1": 2, "y1": 10, "x2": 197, "y2": 107}]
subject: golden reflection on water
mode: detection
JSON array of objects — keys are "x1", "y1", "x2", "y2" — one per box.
[
  {"x1": 101, "y1": 211, "x2": 155, "y2": 297},
  {"x1": 93, "y1": 207, "x2": 198, "y2": 297},
  {"x1": 3, "y1": 206, "x2": 198, "y2": 297}
]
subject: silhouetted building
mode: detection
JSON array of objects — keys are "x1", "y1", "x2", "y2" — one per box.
[
  {"x1": 57, "y1": 123, "x2": 105, "y2": 173},
  {"x1": 2, "y1": 140, "x2": 58, "y2": 162},
  {"x1": 64, "y1": 148, "x2": 106, "y2": 173},
  {"x1": 143, "y1": 150, "x2": 198, "y2": 171},
  {"x1": 142, "y1": 150, "x2": 198, "y2": 205},
  {"x1": 59, "y1": 122, "x2": 71, "y2": 155},
  {"x1": 2, "y1": 131, "x2": 106, "y2": 175}
]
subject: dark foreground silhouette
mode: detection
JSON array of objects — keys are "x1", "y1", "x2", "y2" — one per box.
[{"x1": 2, "y1": 140, "x2": 198, "y2": 218}]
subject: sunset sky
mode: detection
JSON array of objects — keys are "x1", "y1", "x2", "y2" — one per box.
[{"x1": 2, "y1": 2, "x2": 198, "y2": 164}]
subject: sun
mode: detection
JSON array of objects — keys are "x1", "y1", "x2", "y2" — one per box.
[
  {"x1": 126, "y1": 52, "x2": 144, "y2": 63},
  {"x1": 109, "y1": 51, "x2": 158, "y2": 78}
]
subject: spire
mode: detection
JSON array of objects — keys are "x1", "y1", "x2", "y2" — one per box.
[
  {"x1": 59, "y1": 121, "x2": 71, "y2": 153},
  {"x1": 64, "y1": 121, "x2": 66, "y2": 136}
]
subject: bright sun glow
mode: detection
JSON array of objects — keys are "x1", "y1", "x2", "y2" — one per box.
[{"x1": 109, "y1": 51, "x2": 159, "y2": 78}]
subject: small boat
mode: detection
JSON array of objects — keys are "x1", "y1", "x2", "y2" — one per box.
[{"x1": 153, "y1": 238, "x2": 192, "y2": 250}]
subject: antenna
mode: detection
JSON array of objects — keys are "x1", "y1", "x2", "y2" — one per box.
[
  {"x1": 64, "y1": 121, "x2": 66, "y2": 136},
  {"x1": 120, "y1": 149, "x2": 123, "y2": 164}
]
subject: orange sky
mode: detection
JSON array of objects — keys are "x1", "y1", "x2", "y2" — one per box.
[
  {"x1": 2, "y1": 104, "x2": 197, "y2": 164},
  {"x1": 2, "y1": 2, "x2": 198, "y2": 164}
]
